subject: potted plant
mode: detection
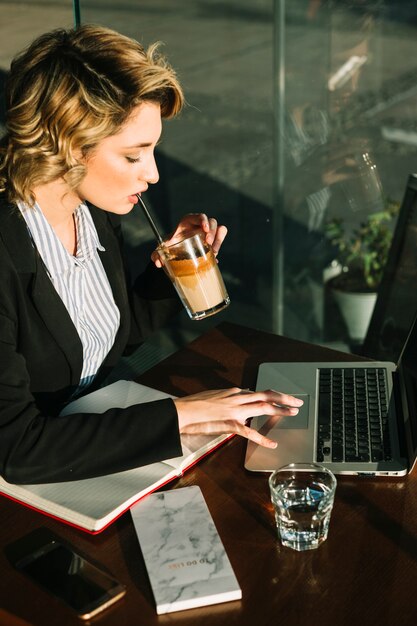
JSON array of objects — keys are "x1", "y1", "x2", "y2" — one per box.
[{"x1": 323, "y1": 198, "x2": 400, "y2": 343}]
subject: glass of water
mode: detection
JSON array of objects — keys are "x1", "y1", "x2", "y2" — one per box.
[{"x1": 268, "y1": 463, "x2": 337, "y2": 551}]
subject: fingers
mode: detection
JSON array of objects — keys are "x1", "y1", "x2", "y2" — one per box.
[
  {"x1": 150, "y1": 213, "x2": 227, "y2": 267},
  {"x1": 223, "y1": 420, "x2": 278, "y2": 448},
  {"x1": 229, "y1": 400, "x2": 299, "y2": 422},
  {"x1": 172, "y1": 213, "x2": 208, "y2": 237},
  {"x1": 176, "y1": 387, "x2": 304, "y2": 449},
  {"x1": 230, "y1": 389, "x2": 303, "y2": 410},
  {"x1": 256, "y1": 389, "x2": 304, "y2": 408},
  {"x1": 210, "y1": 224, "x2": 228, "y2": 255},
  {"x1": 181, "y1": 419, "x2": 277, "y2": 449},
  {"x1": 175, "y1": 388, "x2": 303, "y2": 434},
  {"x1": 242, "y1": 423, "x2": 278, "y2": 449},
  {"x1": 195, "y1": 214, "x2": 227, "y2": 255},
  {"x1": 177, "y1": 387, "x2": 303, "y2": 415},
  {"x1": 202, "y1": 217, "x2": 216, "y2": 246},
  {"x1": 221, "y1": 388, "x2": 303, "y2": 422},
  {"x1": 175, "y1": 213, "x2": 227, "y2": 249},
  {"x1": 151, "y1": 250, "x2": 163, "y2": 268}
]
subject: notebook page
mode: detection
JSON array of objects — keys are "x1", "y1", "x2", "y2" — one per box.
[
  {"x1": 60, "y1": 380, "x2": 174, "y2": 415},
  {"x1": 163, "y1": 434, "x2": 232, "y2": 470},
  {"x1": 0, "y1": 461, "x2": 172, "y2": 529}
]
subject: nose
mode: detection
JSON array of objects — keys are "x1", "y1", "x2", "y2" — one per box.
[{"x1": 143, "y1": 153, "x2": 159, "y2": 185}]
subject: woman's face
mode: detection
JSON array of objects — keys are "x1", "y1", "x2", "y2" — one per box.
[{"x1": 76, "y1": 101, "x2": 162, "y2": 214}]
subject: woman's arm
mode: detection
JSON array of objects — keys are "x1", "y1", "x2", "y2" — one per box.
[{"x1": 0, "y1": 308, "x2": 183, "y2": 484}]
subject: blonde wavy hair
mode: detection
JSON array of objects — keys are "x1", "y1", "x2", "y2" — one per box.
[{"x1": 0, "y1": 24, "x2": 184, "y2": 204}]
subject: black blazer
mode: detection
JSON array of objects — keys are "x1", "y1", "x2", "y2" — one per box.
[{"x1": 0, "y1": 197, "x2": 182, "y2": 483}]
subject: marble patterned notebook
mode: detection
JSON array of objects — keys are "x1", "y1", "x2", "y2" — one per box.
[{"x1": 131, "y1": 485, "x2": 242, "y2": 614}]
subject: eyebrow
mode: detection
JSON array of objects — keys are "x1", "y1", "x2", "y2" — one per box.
[
  {"x1": 122, "y1": 138, "x2": 162, "y2": 150},
  {"x1": 122, "y1": 142, "x2": 153, "y2": 149}
]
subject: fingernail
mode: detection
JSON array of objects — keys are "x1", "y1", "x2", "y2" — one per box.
[{"x1": 290, "y1": 408, "x2": 299, "y2": 414}]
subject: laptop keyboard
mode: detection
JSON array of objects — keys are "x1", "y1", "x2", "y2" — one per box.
[{"x1": 317, "y1": 368, "x2": 392, "y2": 464}]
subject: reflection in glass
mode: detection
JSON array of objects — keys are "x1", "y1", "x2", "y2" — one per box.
[{"x1": 2, "y1": 0, "x2": 417, "y2": 351}]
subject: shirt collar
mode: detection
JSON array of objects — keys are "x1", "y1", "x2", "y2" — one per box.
[
  {"x1": 74, "y1": 203, "x2": 105, "y2": 263},
  {"x1": 18, "y1": 200, "x2": 105, "y2": 279}
]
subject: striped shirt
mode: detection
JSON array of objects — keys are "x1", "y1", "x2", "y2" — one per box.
[{"x1": 18, "y1": 201, "x2": 120, "y2": 394}]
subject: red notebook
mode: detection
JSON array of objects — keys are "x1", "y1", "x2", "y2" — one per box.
[{"x1": 0, "y1": 381, "x2": 232, "y2": 534}]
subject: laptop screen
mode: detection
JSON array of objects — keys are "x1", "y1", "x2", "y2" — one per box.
[
  {"x1": 396, "y1": 313, "x2": 417, "y2": 468},
  {"x1": 363, "y1": 173, "x2": 417, "y2": 363}
]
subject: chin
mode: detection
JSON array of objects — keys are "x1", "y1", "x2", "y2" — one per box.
[
  {"x1": 118, "y1": 204, "x2": 135, "y2": 215},
  {"x1": 101, "y1": 202, "x2": 135, "y2": 215}
]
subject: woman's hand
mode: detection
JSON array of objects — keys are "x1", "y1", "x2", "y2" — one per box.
[
  {"x1": 173, "y1": 387, "x2": 304, "y2": 448},
  {"x1": 151, "y1": 213, "x2": 227, "y2": 268}
]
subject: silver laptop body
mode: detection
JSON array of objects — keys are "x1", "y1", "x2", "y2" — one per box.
[{"x1": 245, "y1": 317, "x2": 417, "y2": 476}]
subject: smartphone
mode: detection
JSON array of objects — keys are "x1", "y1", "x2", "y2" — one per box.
[{"x1": 6, "y1": 528, "x2": 126, "y2": 620}]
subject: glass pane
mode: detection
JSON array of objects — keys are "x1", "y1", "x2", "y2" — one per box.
[
  {"x1": 0, "y1": 1, "x2": 74, "y2": 65},
  {"x1": 4, "y1": 0, "x2": 417, "y2": 352},
  {"x1": 77, "y1": 0, "x2": 417, "y2": 350},
  {"x1": 78, "y1": 0, "x2": 276, "y2": 341},
  {"x1": 281, "y1": 0, "x2": 417, "y2": 351},
  {"x1": 0, "y1": 1, "x2": 74, "y2": 136}
]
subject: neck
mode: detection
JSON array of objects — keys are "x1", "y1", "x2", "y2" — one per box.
[
  {"x1": 32, "y1": 180, "x2": 81, "y2": 255},
  {"x1": 32, "y1": 179, "x2": 81, "y2": 225}
]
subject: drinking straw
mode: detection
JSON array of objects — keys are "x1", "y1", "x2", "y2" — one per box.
[{"x1": 135, "y1": 194, "x2": 164, "y2": 245}]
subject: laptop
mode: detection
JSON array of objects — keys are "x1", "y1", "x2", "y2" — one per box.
[
  {"x1": 245, "y1": 318, "x2": 417, "y2": 476},
  {"x1": 245, "y1": 175, "x2": 417, "y2": 477}
]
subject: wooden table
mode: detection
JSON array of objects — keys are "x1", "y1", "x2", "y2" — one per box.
[{"x1": 1, "y1": 322, "x2": 416, "y2": 626}]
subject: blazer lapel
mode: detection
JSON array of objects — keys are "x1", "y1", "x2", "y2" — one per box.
[
  {"x1": 0, "y1": 199, "x2": 131, "y2": 384},
  {"x1": 89, "y1": 207, "x2": 129, "y2": 316},
  {"x1": 31, "y1": 256, "x2": 84, "y2": 384},
  {"x1": 88, "y1": 206, "x2": 131, "y2": 363},
  {"x1": 0, "y1": 199, "x2": 83, "y2": 385}
]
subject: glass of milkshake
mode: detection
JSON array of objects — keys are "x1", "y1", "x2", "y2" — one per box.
[{"x1": 157, "y1": 231, "x2": 230, "y2": 320}]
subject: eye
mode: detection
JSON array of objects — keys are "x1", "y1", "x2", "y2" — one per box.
[{"x1": 126, "y1": 156, "x2": 141, "y2": 164}]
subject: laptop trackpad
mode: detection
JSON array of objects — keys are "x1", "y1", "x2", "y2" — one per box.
[
  {"x1": 257, "y1": 394, "x2": 309, "y2": 434},
  {"x1": 275, "y1": 394, "x2": 309, "y2": 428}
]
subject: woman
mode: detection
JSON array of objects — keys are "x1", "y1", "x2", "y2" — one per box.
[{"x1": 0, "y1": 25, "x2": 303, "y2": 484}]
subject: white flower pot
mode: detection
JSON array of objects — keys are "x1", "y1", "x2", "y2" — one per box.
[{"x1": 331, "y1": 288, "x2": 377, "y2": 343}]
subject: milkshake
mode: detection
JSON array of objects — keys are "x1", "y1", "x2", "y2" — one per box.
[{"x1": 158, "y1": 232, "x2": 230, "y2": 320}]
